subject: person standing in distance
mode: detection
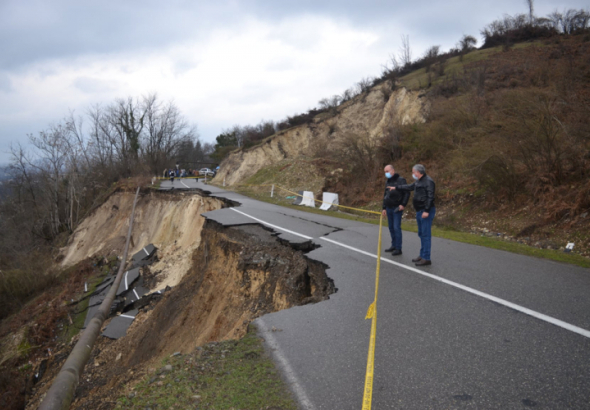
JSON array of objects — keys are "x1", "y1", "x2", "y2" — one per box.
[
  {"x1": 389, "y1": 164, "x2": 436, "y2": 266},
  {"x1": 382, "y1": 165, "x2": 410, "y2": 256}
]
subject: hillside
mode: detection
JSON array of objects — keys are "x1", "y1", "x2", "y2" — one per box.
[
  {"x1": 2, "y1": 188, "x2": 331, "y2": 410},
  {"x1": 214, "y1": 84, "x2": 428, "y2": 186},
  {"x1": 214, "y1": 34, "x2": 590, "y2": 257}
]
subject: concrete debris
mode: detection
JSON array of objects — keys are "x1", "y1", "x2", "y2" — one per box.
[
  {"x1": 116, "y1": 268, "x2": 140, "y2": 296},
  {"x1": 101, "y1": 309, "x2": 138, "y2": 339},
  {"x1": 124, "y1": 285, "x2": 148, "y2": 308},
  {"x1": 132, "y1": 244, "x2": 157, "y2": 263}
]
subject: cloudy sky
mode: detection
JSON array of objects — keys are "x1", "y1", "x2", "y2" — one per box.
[{"x1": 0, "y1": 0, "x2": 585, "y2": 164}]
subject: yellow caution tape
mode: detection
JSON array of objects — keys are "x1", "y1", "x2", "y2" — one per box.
[
  {"x1": 365, "y1": 302, "x2": 375, "y2": 320},
  {"x1": 362, "y1": 213, "x2": 383, "y2": 410},
  {"x1": 227, "y1": 181, "x2": 386, "y2": 408}
]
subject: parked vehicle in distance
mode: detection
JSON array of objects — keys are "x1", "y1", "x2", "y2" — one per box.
[{"x1": 199, "y1": 168, "x2": 216, "y2": 177}]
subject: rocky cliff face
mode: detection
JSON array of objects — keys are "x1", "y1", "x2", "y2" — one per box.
[{"x1": 214, "y1": 82, "x2": 429, "y2": 186}]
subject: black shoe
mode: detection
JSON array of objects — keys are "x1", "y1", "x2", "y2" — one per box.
[
  {"x1": 415, "y1": 259, "x2": 432, "y2": 266},
  {"x1": 412, "y1": 257, "x2": 423, "y2": 263},
  {"x1": 384, "y1": 246, "x2": 396, "y2": 252},
  {"x1": 391, "y1": 249, "x2": 402, "y2": 256}
]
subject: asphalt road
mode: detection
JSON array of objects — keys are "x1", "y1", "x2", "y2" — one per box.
[{"x1": 160, "y1": 178, "x2": 590, "y2": 409}]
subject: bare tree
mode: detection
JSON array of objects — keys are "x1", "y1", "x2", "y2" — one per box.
[
  {"x1": 105, "y1": 96, "x2": 147, "y2": 174},
  {"x1": 423, "y1": 45, "x2": 440, "y2": 72},
  {"x1": 423, "y1": 45, "x2": 440, "y2": 60},
  {"x1": 142, "y1": 95, "x2": 195, "y2": 174},
  {"x1": 340, "y1": 88, "x2": 355, "y2": 102},
  {"x1": 380, "y1": 53, "x2": 402, "y2": 81},
  {"x1": 318, "y1": 95, "x2": 342, "y2": 112},
  {"x1": 457, "y1": 35, "x2": 477, "y2": 61},
  {"x1": 561, "y1": 9, "x2": 590, "y2": 34},
  {"x1": 525, "y1": 0, "x2": 535, "y2": 25},
  {"x1": 399, "y1": 34, "x2": 412, "y2": 67},
  {"x1": 357, "y1": 77, "x2": 373, "y2": 93},
  {"x1": 202, "y1": 142, "x2": 215, "y2": 156},
  {"x1": 547, "y1": 11, "x2": 563, "y2": 31}
]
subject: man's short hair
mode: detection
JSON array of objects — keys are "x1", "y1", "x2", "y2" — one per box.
[
  {"x1": 384, "y1": 164, "x2": 394, "y2": 170},
  {"x1": 413, "y1": 164, "x2": 426, "y2": 175}
]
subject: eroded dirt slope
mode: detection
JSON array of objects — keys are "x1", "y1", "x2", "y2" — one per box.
[
  {"x1": 61, "y1": 190, "x2": 225, "y2": 289},
  {"x1": 214, "y1": 83, "x2": 428, "y2": 186},
  {"x1": 27, "y1": 220, "x2": 335, "y2": 410}
]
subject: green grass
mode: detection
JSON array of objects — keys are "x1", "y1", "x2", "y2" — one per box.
[
  {"x1": 116, "y1": 325, "x2": 297, "y2": 410},
  {"x1": 229, "y1": 187, "x2": 590, "y2": 269},
  {"x1": 399, "y1": 42, "x2": 541, "y2": 90}
]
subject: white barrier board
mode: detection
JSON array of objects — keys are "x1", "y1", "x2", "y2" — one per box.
[
  {"x1": 300, "y1": 191, "x2": 316, "y2": 207},
  {"x1": 319, "y1": 192, "x2": 339, "y2": 211}
]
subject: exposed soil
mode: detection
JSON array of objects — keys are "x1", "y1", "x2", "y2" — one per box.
[
  {"x1": 61, "y1": 190, "x2": 226, "y2": 290},
  {"x1": 214, "y1": 83, "x2": 428, "y2": 186},
  {"x1": 25, "y1": 218, "x2": 335, "y2": 410}
]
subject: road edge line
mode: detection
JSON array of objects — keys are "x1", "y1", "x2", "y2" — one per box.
[{"x1": 256, "y1": 317, "x2": 317, "y2": 410}]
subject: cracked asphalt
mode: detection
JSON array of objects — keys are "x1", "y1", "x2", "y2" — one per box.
[{"x1": 160, "y1": 179, "x2": 590, "y2": 409}]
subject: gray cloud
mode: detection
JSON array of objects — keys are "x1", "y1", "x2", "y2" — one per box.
[
  {"x1": 3, "y1": 0, "x2": 587, "y2": 72},
  {"x1": 0, "y1": 72, "x2": 13, "y2": 93},
  {"x1": 73, "y1": 76, "x2": 118, "y2": 93},
  {"x1": 0, "y1": 0, "x2": 588, "y2": 165}
]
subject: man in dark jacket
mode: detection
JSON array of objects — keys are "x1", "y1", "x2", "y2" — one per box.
[
  {"x1": 382, "y1": 165, "x2": 410, "y2": 256},
  {"x1": 389, "y1": 164, "x2": 436, "y2": 266}
]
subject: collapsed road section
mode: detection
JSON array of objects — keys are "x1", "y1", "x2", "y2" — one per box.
[
  {"x1": 80, "y1": 246, "x2": 170, "y2": 340},
  {"x1": 26, "y1": 188, "x2": 336, "y2": 410}
]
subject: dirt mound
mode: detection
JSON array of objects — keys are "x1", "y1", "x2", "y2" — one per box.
[{"x1": 26, "y1": 220, "x2": 334, "y2": 409}]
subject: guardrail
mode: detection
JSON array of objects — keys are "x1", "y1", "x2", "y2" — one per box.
[{"x1": 38, "y1": 187, "x2": 141, "y2": 410}]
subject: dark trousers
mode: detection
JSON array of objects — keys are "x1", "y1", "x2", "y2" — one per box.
[
  {"x1": 385, "y1": 207, "x2": 403, "y2": 250},
  {"x1": 416, "y1": 207, "x2": 436, "y2": 260}
]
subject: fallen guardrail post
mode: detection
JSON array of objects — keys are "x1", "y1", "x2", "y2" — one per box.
[{"x1": 38, "y1": 187, "x2": 140, "y2": 410}]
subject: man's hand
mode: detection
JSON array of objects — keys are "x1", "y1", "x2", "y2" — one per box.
[
  {"x1": 381, "y1": 209, "x2": 387, "y2": 217},
  {"x1": 399, "y1": 205, "x2": 404, "y2": 211},
  {"x1": 388, "y1": 186, "x2": 396, "y2": 191},
  {"x1": 422, "y1": 212, "x2": 429, "y2": 219}
]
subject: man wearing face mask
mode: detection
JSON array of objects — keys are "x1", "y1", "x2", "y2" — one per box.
[
  {"x1": 389, "y1": 164, "x2": 436, "y2": 266},
  {"x1": 382, "y1": 165, "x2": 409, "y2": 256}
]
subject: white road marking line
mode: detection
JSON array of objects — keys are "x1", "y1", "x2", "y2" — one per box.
[
  {"x1": 319, "y1": 236, "x2": 590, "y2": 339},
  {"x1": 119, "y1": 314, "x2": 135, "y2": 320},
  {"x1": 229, "y1": 208, "x2": 590, "y2": 339},
  {"x1": 230, "y1": 208, "x2": 313, "y2": 240},
  {"x1": 180, "y1": 180, "x2": 190, "y2": 189},
  {"x1": 124, "y1": 271, "x2": 129, "y2": 290},
  {"x1": 133, "y1": 289, "x2": 140, "y2": 299},
  {"x1": 143, "y1": 247, "x2": 149, "y2": 256},
  {"x1": 257, "y1": 317, "x2": 317, "y2": 410}
]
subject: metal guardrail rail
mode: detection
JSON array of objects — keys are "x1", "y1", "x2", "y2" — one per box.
[{"x1": 38, "y1": 187, "x2": 140, "y2": 410}]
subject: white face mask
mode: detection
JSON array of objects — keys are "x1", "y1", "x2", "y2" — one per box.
[{"x1": 412, "y1": 174, "x2": 419, "y2": 180}]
